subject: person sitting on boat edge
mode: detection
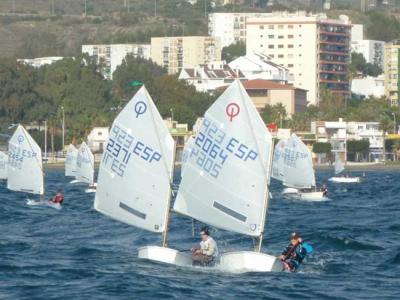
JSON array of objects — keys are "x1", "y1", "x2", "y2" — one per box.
[
  {"x1": 320, "y1": 184, "x2": 328, "y2": 197},
  {"x1": 191, "y1": 227, "x2": 219, "y2": 266},
  {"x1": 50, "y1": 189, "x2": 64, "y2": 205},
  {"x1": 279, "y1": 232, "x2": 313, "y2": 272}
]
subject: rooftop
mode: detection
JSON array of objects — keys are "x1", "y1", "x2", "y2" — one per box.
[{"x1": 242, "y1": 79, "x2": 307, "y2": 91}]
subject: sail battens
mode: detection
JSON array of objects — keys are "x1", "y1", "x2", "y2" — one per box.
[
  {"x1": 119, "y1": 202, "x2": 147, "y2": 220},
  {"x1": 213, "y1": 201, "x2": 247, "y2": 222}
]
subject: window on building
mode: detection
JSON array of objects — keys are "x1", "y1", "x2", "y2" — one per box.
[
  {"x1": 288, "y1": 44, "x2": 294, "y2": 48},
  {"x1": 288, "y1": 25, "x2": 294, "y2": 29},
  {"x1": 288, "y1": 35, "x2": 294, "y2": 39},
  {"x1": 278, "y1": 25, "x2": 284, "y2": 29},
  {"x1": 278, "y1": 35, "x2": 284, "y2": 39},
  {"x1": 268, "y1": 35, "x2": 274, "y2": 39},
  {"x1": 268, "y1": 25, "x2": 274, "y2": 29},
  {"x1": 259, "y1": 25, "x2": 264, "y2": 29},
  {"x1": 288, "y1": 64, "x2": 294, "y2": 67},
  {"x1": 268, "y1": 45, "x2": 274, "y2": 49},
  {"x1": 260, "y1": 44, "x2": 263, "y2": 48},
  {"x1": 278, "y1": 44, "x2": 284, "y2": 48},
  {"x1": 278, "y1": 54, "x2": 284, "y2": 58},
  {"x1": 299, "y1": 44, "x2": 302, "y2": 47},
  {"x1": 260, "y1": 35, "x2": 263, "y2": 38}
]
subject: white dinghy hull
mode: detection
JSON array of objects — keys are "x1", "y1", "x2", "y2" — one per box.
[
  {"x1": 299, "y1": 191, "x2": 326, "y2": 200},
  {"x1": 329, "y1": 177, "x2": 360, "y2": 183},
  {"x1": 219, "y1": 251, "x2": 283, "y2": 273},
  {"x1": 138, "y1": 246, "x2": 192, "y2": 267},
  {"x1": 282, "y1": 187, "x2": 299, "y2": 194}
]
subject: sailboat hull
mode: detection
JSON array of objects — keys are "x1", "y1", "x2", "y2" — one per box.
[
  {"x1": 218, "y1": 251, "x2": 282, "y2": 273},
  {"x1": 299, "y1": 191, "x2": 326, "y2": 200},
  {"x1": 329, "y1": 177, "x2": 360, "y2": 183},
  {"x1": 138, "y1": 246, "x2": 192, "y2": 267}
]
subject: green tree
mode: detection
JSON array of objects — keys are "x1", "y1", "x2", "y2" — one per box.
[{"x1": 221, "y1": 41, "x2": 246, "y2": 63}]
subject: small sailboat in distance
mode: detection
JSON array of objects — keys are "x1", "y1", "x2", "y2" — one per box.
[
  {"x1": 7, "y1": 125, "x2": 59, "y2": 209},
  {"x1": 329, "y1": 155, "x2": 360, "y2": 183},
  {"x1": 65, "y1": 144, "x2": 78, "y2": 182},
  {"x1": 173, "y1": 80, "x2": 282, "y2": 272},
  {"x1": 0, "y1": 150, "x2": 8, "y2": 180},
  {"x1": 76, "y1": 142, "x2": 96, "y2": 193},
  {"x1": 95, "y1": 86, "x2": 192, "y2": 266},
  {"x1": 276, "y1": 134, "x2": 326, "y2": 200}
]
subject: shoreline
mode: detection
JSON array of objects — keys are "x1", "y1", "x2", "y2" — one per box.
[{"x1": 44, "y1": 161, "x2": 400, "y2": 171}]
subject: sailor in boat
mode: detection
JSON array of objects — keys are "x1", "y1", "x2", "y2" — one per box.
[
  {"x1": 279, "y1": 232, "x2": 313, "y2": 272},
  {"x1": 191, "y1": 227, "x2": 219, "y2": 266},
  {"x1": 320, "y1": 184, "x2": 328, "y2": 197},
  {"x1": 50, "y1": 189, "x2": 64, "y2": 205}
]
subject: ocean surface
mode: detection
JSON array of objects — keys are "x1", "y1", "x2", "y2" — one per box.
[{"x1": 0, "y1": 168, "x2": 399, "y2": 300}]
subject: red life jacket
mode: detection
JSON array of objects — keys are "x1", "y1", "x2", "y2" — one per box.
[{"x1": 52, "y1": 193, "x2": 64, "y2": 204}]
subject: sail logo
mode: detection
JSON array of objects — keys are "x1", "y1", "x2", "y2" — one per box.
[
  {"x1": 17, "y1": 135, "x2": 24, "y2": 144},
  {"x1": 226, "y1": 103, "x2": 240, "y2": 122},
  {"x1": 134, "y1": 101, "x2": 147, "y2": 118}
]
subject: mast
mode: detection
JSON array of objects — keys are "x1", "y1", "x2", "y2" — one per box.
[
  {"x1": 256, "y1": 136, "x2": 275, "y2": 252},
  {"x1": 161, "y1": 138, "x2": 177, "y2": 248}
]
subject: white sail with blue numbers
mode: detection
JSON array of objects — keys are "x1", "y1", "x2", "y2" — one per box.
[
  {"x1": 0, "y1": 150, "x2": 8, "y2": 180},
  {"x1": 65, "y1": 144, "x2": 78, "y2": 177},
  {"x1": 94, "y1": 86, "x2": 175, "y2": 233},
  {"x1": 7, "y1": 125, "x2": 44, "y2": 195},
  {"x1": 282, "y1": 134, "x2": 316, "y2": 189},
  {"x1": 174, "y1": 80, "x2": 273, "y2": 237},
  {"x1": 180, "y1": 136, "x2": 195, "y2": 178},
  {"x1": 271, "y1": 139, "x2": 287, "y2": 182}
]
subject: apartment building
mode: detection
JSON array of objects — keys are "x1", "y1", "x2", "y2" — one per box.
[
  {"x1": 17, "y1": 56, "x2": 65, "y2": 68},
  {"x1": 82, "y1": 44, "x2": 151, "y2": 80},
  {"x1": 208, "y1": 12, "x2": 272, "y2": 48},
  {"x1": 246, "y1": 12, "x2": 351, "y2": 105},
  {"x1": 151, "y1": 36, "x2": 221, "y2": 75},
  {"x1": 384, "y1": 40, "x2": 400, "y2": 106},
  {"x1": 178, "y1": 61, "x2": 246, "y2": 93},
  {"x1": 351, "y1": 39, "x2": 385, "y2": 68}
]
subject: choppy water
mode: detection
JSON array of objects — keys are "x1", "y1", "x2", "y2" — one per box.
[{"x1": 0, "y1": 168, "x2": 399, "y2": 299}]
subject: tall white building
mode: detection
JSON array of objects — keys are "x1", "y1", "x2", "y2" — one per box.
[
  {"x1": 351, "y1": 75, "x2": 385, "y2": 98},
  {"x1": 351, "y1": 40, "x2": 385, "y2": 68},
  {"x1": 246, "y1": 12, "x2": 351, "y2": 105},
  {"x1": 151, "y1": 36, "x2": 221, "y2": 75},
  {"x1": 208, "y1": 12, "x2": 273, "y2": 48},
  {"x1": 82, "y1": 44, "x2": 151, "y2": 80}
]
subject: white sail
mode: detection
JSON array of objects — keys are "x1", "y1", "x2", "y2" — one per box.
[
  {"x1": 0, "y1": 150, "x2": 8, "y2": 180},
  {"x1": 174, "y1": 80, "x2": 273, "y2": 237},
  {"x1": 76, "y1": 142, "x2": 94, "y2": 185},
  {"x1": 7, "y1": 125, "x2": 44, "y2": 195},
  {"x1": 282, "y1": 134, "x2": 316, "y2": 189},
  {"x1": 94, "y1": 86, "x2": 175, "y2": 233},
  {"x1": 180, "y1": 136, "x2": 195, "y2": 178},
  {"x1": 334, "y1": 156, "x2": 345, "y2": 175},
  {"x1": 65, "y1": 144, "x2": 78, "y2": 177},
  {"x1": 271, "y1": 139, "x2": 286, "y2": 182}
]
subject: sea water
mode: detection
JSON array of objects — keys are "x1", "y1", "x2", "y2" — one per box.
[{"x1": 0, "y1": 169, "x2": 399, "y2": 299}]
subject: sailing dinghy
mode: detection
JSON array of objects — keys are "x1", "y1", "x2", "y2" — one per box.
[
  {"x1": 7, "y1": 125, "x2": 60, "y2": 209},
  {"x1": 94, "y1": 86, "x2": 192, "y2": 267},
  {"x1": 329, "y1": 156, "x2": 360, "y2": 183},
  {"x1": 76, "y1": 142, "x2": 97, "y2": 193},
  {"x1": 0, "y1": 150, "x2": 8, "y2": 180},
  {"x1": 65, "y1": 144, "x2": 79, "y2": 183},
  {"x1": 173, "y1": 80, "x2": 282, "y2": 272},
  {"x1": 274, "y1": 134, "x2": 326, "y2": 200}
]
